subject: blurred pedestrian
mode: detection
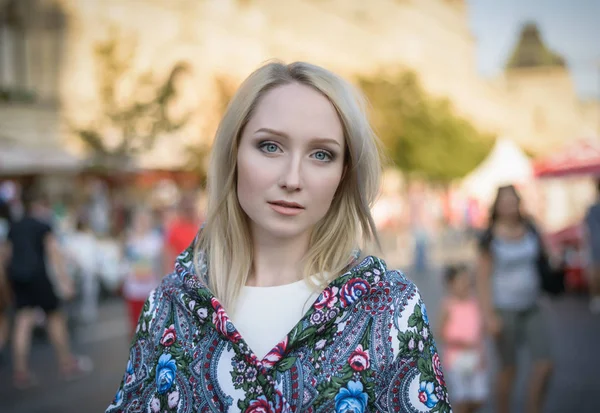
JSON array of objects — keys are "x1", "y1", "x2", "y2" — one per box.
[
  {"x1": 122, "y1": 208, "x2": 164, "y2": 335},
  {"x1": 2, "y1": 189, "x2": 92, "y2": 389},
  {"x1": 409, "y1": 183, "x2": 430, "y2": 274},
  {"x1": 584, "y1": 179, "x2": 600, "y2": 314},
  {"x1": 163, "y1": 193, "x2": 201, "y2": 273},
  {"x1": 477, "y1": 185, "x2": 554, "y2": 413},
  {"x1": 438, "y1": 264, "x2": 487, "y2": 413},
  {"x1": 0, "y1": 198, "x2": 12, "y2": 362},
  {"x1": 106, "y1": 61, "x2": 451, "y2": 412},
  {"x1": 64, "y1": 216, "x2": 101, "y2": 324}
]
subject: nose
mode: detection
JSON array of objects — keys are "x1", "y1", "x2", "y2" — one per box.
[{"x1": 278, "y1": 156, "x2": 303, "y2": 191}]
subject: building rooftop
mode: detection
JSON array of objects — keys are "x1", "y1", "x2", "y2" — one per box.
[{"x1": 506, "y1": 22, "x2": 566, "y2": 70}]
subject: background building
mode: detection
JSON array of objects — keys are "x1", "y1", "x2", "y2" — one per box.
[{"x1": 1, "y1": 0, "x2": 598, "y2": 169}]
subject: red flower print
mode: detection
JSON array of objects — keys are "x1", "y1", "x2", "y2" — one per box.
[
  {"x1": 432, "y1": 352, "x2": 445, "y2": 386},
  {"x1": 272, "y1": 388, "x2": 290, "y2": 413},
  {"x1": 339, "y1": 278, "x2": 371, "y2": 308},
  {"x1": 348, "y1": 344, "x2": 370, "y2": 371},
  {"x1": 314, "y1": 286, "x2": 339, "y2": 310},
  {"x1": 245, "y1": 396, "x2": 274, "y2": 413},
  {"x1": 211, "y1": 298, "x2": 241, "y2": 343},
  {"x1": 160, "y1": 324, "x2": 177, "y2": 347},
  {"x1": 262, "y1": 336, "x2": 288, "y2": 368}
]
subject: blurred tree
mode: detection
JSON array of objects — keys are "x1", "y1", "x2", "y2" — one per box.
[
  {"x1": 358, "y1": 71, "x2": 494, "y2": 182},
  {"x1": 184, "y1": 75, "x2": 237, "y2": 182},
  {"x1": 70, "y1": 32, "x2": 191, "y2": 170}
]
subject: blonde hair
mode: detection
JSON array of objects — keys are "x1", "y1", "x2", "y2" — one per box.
[{"x1": 195, "y1": 61, "x2": 382, "y2": 311}]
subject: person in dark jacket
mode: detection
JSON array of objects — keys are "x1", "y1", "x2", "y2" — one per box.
[
  {"x1": 584, "y1": 179, "x2": 600, "y2": 314},
  {"x1": 3, "y1": 189, "x2": 92, "y2": 389}
]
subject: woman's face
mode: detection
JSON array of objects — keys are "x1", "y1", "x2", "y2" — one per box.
[
  {"x1": 451, "y1": 272, "x2": 471, "y2": 299},
  {"x1": 496, "y1": 189, "x2": 520, "y2": 219},
  {"x1": 236, "y1": 82, "x2": 345, "y2": 243}
]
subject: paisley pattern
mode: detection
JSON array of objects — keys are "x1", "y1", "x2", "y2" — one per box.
[{"x1": 106, "y1": 244, "x2": 452, "y2": 412}]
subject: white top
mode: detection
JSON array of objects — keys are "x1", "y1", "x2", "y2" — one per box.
[
  {"x1": 231, "y1": 279, "x2": 321, "y2": 359},
  {"x1": 123, "y1": 231, "x2": 164, "y2": 300},
  {"x1": 491, "y1": 231, "x2": 541, "y2": 310},
  {"x1": 64, "y1": 231, "x2": 99, "y2": 274}
]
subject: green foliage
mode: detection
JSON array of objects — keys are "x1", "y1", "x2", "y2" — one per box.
[
  {"x1": 0, "y1": 87, "x2": 37, "y2": 103},
  {"x1": 71, "y1": 31, "x2": 190, "y2": 169},
  {"x1": 358, "y1": 71, "x2": 494, "y2": 182}
]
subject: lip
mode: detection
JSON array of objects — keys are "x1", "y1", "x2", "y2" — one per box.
[{"x1": 268, "y1": 200, "x2": 305, "y2": 216}]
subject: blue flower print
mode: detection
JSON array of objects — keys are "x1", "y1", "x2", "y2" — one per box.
[
  {"x1": 156, "y1": 354, "x2": 177, "y2": 394},
  {"x1": 418, "y1": 381, "x2": 439, "y2": 408},
  {"x1": 114, "y1": 389, "x2": 123, "y2": 406},
  {"x1": 126, "y1": 359, "x2": 134, "y2": 375},
  {"x1": 335, "y1": 380, "x2": 368, "y2": 413},
  {"x1": 421, "y1": 302, "x2": 429, "y2": 325}
]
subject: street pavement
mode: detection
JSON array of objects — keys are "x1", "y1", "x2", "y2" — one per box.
[{"x1": 1, "y1": 249, "x2": 599, "y2": 412}]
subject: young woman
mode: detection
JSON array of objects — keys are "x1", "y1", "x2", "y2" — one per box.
[
  {"x1": 107, "y1": 61, "x2": 450, "y2": 413},
  {"x1": 477, "y1": 185, "x2": 553, "y2": 413}
]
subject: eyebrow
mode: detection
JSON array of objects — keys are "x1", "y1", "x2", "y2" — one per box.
[{"x1": 254, "y1": 127, "x2": 342, "y2": 147}]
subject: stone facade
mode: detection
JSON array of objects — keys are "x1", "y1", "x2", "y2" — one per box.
[{"x1": 1, "y1": 0, "x2": 598, "y2": 170}]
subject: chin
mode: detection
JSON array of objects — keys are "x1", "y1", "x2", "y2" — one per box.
[{"x1": 256, "y1": 219, "x2": 312, "y2": 241}]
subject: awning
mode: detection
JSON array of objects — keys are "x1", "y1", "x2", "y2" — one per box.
[{"x1": 534, "y1": 138, "x2": 600, "y2": 178}]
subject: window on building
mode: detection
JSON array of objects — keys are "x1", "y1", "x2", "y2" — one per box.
[{"x1": 0, "y1": 0, "x2": 27, "y2": 95}]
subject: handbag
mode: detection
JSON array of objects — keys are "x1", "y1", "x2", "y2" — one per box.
[{"x1": 527, "y1": 221, "x2": 565, "y2": 296}]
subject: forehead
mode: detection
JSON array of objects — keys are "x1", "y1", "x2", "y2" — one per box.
[{"x1": 246, "y1": 83, "x2": 344, "y2": 143}]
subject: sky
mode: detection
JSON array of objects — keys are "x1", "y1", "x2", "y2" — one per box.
[{"x1": 467, "y1": 0, "x2": 600, "y2": 99}]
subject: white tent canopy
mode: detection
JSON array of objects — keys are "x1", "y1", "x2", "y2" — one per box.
[{"x1": 460, "y1": 138, "x2": 534, "y2": 205}]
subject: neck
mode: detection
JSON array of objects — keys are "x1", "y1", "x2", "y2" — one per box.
[
  {"x1": 496, "y1": 216, "x2": 521, "y2": 227},
  {"x1": 247, "y1": 229, "x2": 311, "y2": 287}
]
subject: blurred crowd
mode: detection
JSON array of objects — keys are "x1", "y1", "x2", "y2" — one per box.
[
  {"x1": 0, "y1": 178, "x2": 203, "y2": 388},
  {"x1": 0, "y1": 177, "x2": 598, "y2": 413}
]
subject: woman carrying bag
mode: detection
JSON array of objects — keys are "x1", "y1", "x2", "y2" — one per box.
[{"x1": 477, "y1": 184, "x2": 561, "y2": 413}]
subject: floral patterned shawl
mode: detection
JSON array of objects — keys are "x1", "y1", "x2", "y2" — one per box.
[{"x1": 106, "y1": 244, "x2": 452, "y2": 412}]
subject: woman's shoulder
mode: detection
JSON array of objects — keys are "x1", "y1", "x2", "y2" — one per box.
[
  {"x1": 154, "y1": 271, "x2": 187, "y2": 300},
  {"x1": 343, "y1": 254, "x2": 420, "y2": 303},
  {"x1": 358, "y1": 255, "x2": 421, "y2": 298}
]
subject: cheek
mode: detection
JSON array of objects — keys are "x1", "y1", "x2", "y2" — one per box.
[
  {"x1": 308, "y1": 168, "x2": 344, "y2": 205},
  {"x1": 236, "y1": 153, "x2": 275, "y2": 205}
]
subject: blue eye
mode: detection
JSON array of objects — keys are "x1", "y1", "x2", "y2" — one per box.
[
  {"x1": 259, "y1": 142, "x2": 280, "y2": 154},
  {"x1": 312, "y1": 150, "x2": 333, "y2": 162}
]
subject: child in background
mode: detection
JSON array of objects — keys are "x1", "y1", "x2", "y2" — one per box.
[
  {"x1": 122, "y1": 208, "x2": 164, "y2": 335},
  {"x1": 438, "y1": 264, "x2": 487, "y2": 413}
]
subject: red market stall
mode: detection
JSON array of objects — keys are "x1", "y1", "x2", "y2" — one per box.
[
  {"x1": 534, "y1": 138, "x2": 600, "y2": 292},
  {"x1": 534, "y1": 139, "x2": 600, "y2": 178}
]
